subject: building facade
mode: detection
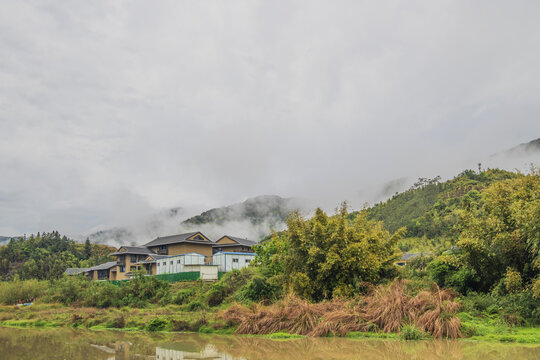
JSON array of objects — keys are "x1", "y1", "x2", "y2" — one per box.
[
  {"x1": 80, "y1": 232, "x2": 256, "y2": 281},
  {"x1": 212, "y1": 251, "x2": 255, "y2": 272}
]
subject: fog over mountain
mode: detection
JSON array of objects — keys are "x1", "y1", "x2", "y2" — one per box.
[
  {"x1": 1, "y1": 1, "x2": 539, "y2": 238},
  {"x1": 88, "y1": 195, "x2": 310, "y2": 245}
]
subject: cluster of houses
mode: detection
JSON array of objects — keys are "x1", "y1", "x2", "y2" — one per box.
[{"x1": 66, "y1": 232, "x2": 256, "y2": 281}]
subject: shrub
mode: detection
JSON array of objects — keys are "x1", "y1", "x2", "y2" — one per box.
[
  {"x1": 145, "y1": 317, "x2": 169, "y2": 332},
  {"x1": 400, "y1": 324, "x2": 426, "y2": 340},
  {"x1": 238, "y1": 276, "x2": 275, "y2": 302},
  {"x1": 83, "y1": 281, "x2": 121, "y2": 308},
  {"x1": 206, "y1": 283, "x2": 227, "y2": 307},
  {"x1": 171, "y1": 320, "x2": 190, "y2": 331},
  {"x1": 45, "y1": 276, "x2": 89, "y2": 305},
  {"x1": 172, "y1": 288, "x2": 195, "y2": 305},
  {"x1": 0, "y1": 278, "x2": 47, "y2": 305},
  {"x1": 504, "y1": 268, "x2": 523, "y2": 294},
  {"x1": 185, "y1": 300, "x2": 206, "y2": 312},
  {"x1": 497, "y1": 292, "x2": 540, "y2": 325},
  {"x1": 108, "y1": 314, "x2": 125, "y2": 328}
]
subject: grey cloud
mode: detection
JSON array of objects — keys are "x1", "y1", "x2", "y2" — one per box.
[{"x1": 1, "y1": 0, "x2": 539, "y2": 238}]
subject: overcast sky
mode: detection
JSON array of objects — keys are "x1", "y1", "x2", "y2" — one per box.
[{"x1": 1, "y1": 1, "x2": 539, "y2": 237}]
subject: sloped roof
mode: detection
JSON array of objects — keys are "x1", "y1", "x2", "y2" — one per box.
[
  {"x1": 110, "y1": 246, "x2": 152, "y2": 256},
  {"x1": 400, "y1": 252, "x2": 431, "y2": 261},
  {"x1": 144, "y1": 232, "x2": 212, "y2": 247},
  {"x1": 213, "y1": 251, "x2": 257, "y2": 256},
  {"x1": 65, "y1": 268, "x2": 88, "y2": 275},
  {"x1": 146, "y1": 254, "x2": 169, "y2": 260},
  {"x1": 216, "y1": 235, "x2": 257, "y2": 247},
  {"x1": 86, "y1": 261, "x2": 118, "y2": 271}
]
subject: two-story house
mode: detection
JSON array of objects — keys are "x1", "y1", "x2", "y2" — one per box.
[
  {"x1": 144, "y1": 232, "x2": 214, "y2": 263},
  {"x1": 212, "y1": 235, "x2": 256, "y2": 253}
]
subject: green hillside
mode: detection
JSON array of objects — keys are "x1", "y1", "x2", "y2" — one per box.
[
  {"x1": 182, "y1": 195, "x2": 303, "y2": 227},
  {"x1": 0, "y1": 232, "x2": 114, "y2": 280},
  {"x1": 351, "y1": 169, "x2": 520, "y2": 252}
]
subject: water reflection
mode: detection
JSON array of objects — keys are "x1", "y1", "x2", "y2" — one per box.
[{"x1": 0, "y1": 327, "x2": 538, "y2": 360}]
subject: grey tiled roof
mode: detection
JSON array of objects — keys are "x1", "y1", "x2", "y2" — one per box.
[
  {"x1": 144, "y1": 232, "x2": 213, "y2": 247},
  {"x1": 86, "y1": 261, "x2": 118, "y2": 271},
  {"x1": 400, "y1": 252, "x2": 431, "y2": 261},
  {"x1": 216, "y1": 235, "x2": 257, "y2": 247},
  {"x1": 110, "y1": 246, "x2": 152, "y2": 256},
  {"x1": 64, "y1": 268, "x2": 88, "y2": 275}
]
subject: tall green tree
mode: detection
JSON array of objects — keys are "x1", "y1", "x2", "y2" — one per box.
[
  {"x1": 456, "y1": 173, "x2": 539, "y2": 292},
  {"x1": 257, "y1": 204, "x2": 405, "y2": 301}
]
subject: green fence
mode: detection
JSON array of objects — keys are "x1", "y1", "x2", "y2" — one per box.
[
  {"x1": 108, "y1": 271, "x2": 225, "y2": 284},
  {"x1": 154, "y1": 272, "x2": 200, "y2": 282}
]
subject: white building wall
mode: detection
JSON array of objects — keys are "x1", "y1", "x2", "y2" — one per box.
[
  {"x1": 156, "y1": 253, "x2": 205, "y2": 275},
  {"x1": 184, "y1": 264, "x2": 218, "y2": 280},
  {"x1": 212, "y1": 252, "x2": 255, "y2": 272}
]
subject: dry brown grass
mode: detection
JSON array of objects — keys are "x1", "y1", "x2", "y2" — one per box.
[
  {"x1": 221, "y1": 281, "x2": 463, "y2": 339},
  {"x1": 408, "y1": 284, "x2": 462, "y2": 339},
  {"x1": 360, "y1": 279, "x2": 410, "y2": 333}
]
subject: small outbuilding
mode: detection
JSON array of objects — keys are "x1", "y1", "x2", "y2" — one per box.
[
  {"x1": 212, "y1": 251, "x2": 255, "y2": 272},
  {"x1": 155, "y1": 253, "x2": 206, "y2": 275}
]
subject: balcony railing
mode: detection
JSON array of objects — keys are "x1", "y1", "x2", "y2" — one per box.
[{"x1": 156, "y1": 249, "x2": 168, "y2": 255}]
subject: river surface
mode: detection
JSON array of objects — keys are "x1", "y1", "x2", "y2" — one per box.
[{"x1": 0, "y1": 327, "x2": 538, "y2": 360}]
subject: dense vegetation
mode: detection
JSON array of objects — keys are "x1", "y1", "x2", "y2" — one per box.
[
  {"x1": 360, "y1": 169, "x2": 519, "y2": 252},
  {"x1": 254, "y1": 205, "x2": 404, "y2": 301},
  {"x1": 251, "y1": 168, "x2": 540, "y2": 326},
  {"x1": 0, "y1": 232, "x2": 113, "y2": 280},
  {"x1": 0, "y1": 167, "x2": 538, "y2": 340}
]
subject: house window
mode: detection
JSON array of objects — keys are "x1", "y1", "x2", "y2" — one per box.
[
  {"x1": 157, "y1": 263, "x2": 160, "y2": 267},
  {"x1": 130, "y1": 266, "x2": 136, "y2": 271},
  {"x1": 177, "y1": 260, "x2": 181, "y2": 264},
  {"x1": 159, "y1": 245, "x2": 167, "y2": 250},
  {"x1": 170, "y1": 261, "x2": 173, "y2": 265},
  {"x1": 120, "y1": 266, "x2": 125, "y2": 272},
  {"x1": 245, "y1": 259, "x2": 251, "y2": 264},
  {"x1": 163, "y1": 262, "x2": 166, "y2": 266},
  {"x1": 232, "y1": 258, "x2": 239, "y2": 263},
  {"x1": 130, "y1": 255, "x2": 137, "y2": 262}
]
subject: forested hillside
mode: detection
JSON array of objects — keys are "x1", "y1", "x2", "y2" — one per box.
[
  {"x1": 352, "y1": 169, "x2": 521, "y2": 252},
  {"x1": 182, "y1": 195, "x2": 304, "y2": 227},
  {"x1": 0, "y1": 232, "x2": 113, "y2": 280}
]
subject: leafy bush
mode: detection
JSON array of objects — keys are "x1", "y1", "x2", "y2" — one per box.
[
  {"x1": 45, "y1": 275, "x2": 90, "y2": 305},
  {"x1": 145, "y1": 317, "x2": 169, "y2": 332},
  {"x1": 0, "y1": 278, "x2": 47, "y2": 304},
  {"x1": 206, "y1": 283, "x2": 227, "y2": 307},
  {"x1": 239, "y1": 276, "x2": 277, "y2": 302},
  {"x1": 400, "y1": 324, "x2": 426, "y2": 340},
  {"x1": 497, "y1": 292, "x2": 540, "y2": 325},
  {"x1": 185, "y1": 300, "x2": 206, "y2": 312},
  {"x1": 172, "y1": 288, "x2": 195, "y2": 305},
  {"x1": 460, "y1": 292, "x2": 498, "y2": 316},
  {"x1": 84, "y1": 281, "x2": 122, "y2": 308},
  {"x1": 107, "y1": 314, "x2": 125, "y2": 328}
]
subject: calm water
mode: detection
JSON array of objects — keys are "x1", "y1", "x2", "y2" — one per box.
[{"x1": 0, "y1": 327, "x2": 538, "y2": 360}]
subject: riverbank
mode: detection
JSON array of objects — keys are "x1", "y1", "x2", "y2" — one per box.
[
  {"x1": 1, "y1": 303, "x2": 538, "y2": 344},
  {"x1": 2, "y1": 327, "x2": 539, "y2": 360}
]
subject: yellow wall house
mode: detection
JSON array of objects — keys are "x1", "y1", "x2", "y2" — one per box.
[
  {"x1": 213, "y1": 235, "x2": 256, "y2": 254},
  {"x1": 135, "y1": 254, "x2": 170, "y2": 275},
  {"x1": 84, "y1": 261, "x2": 118, "y2": 281},
  {"x1": 80, "y1": 232, "x2": 216, "y2": 280},
  {"x1": 109, "y1": 246, "x2": 154, "y2": 280},
  {"x1": 144, "y1": 232, "x2": 214, "y2": 263}
]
